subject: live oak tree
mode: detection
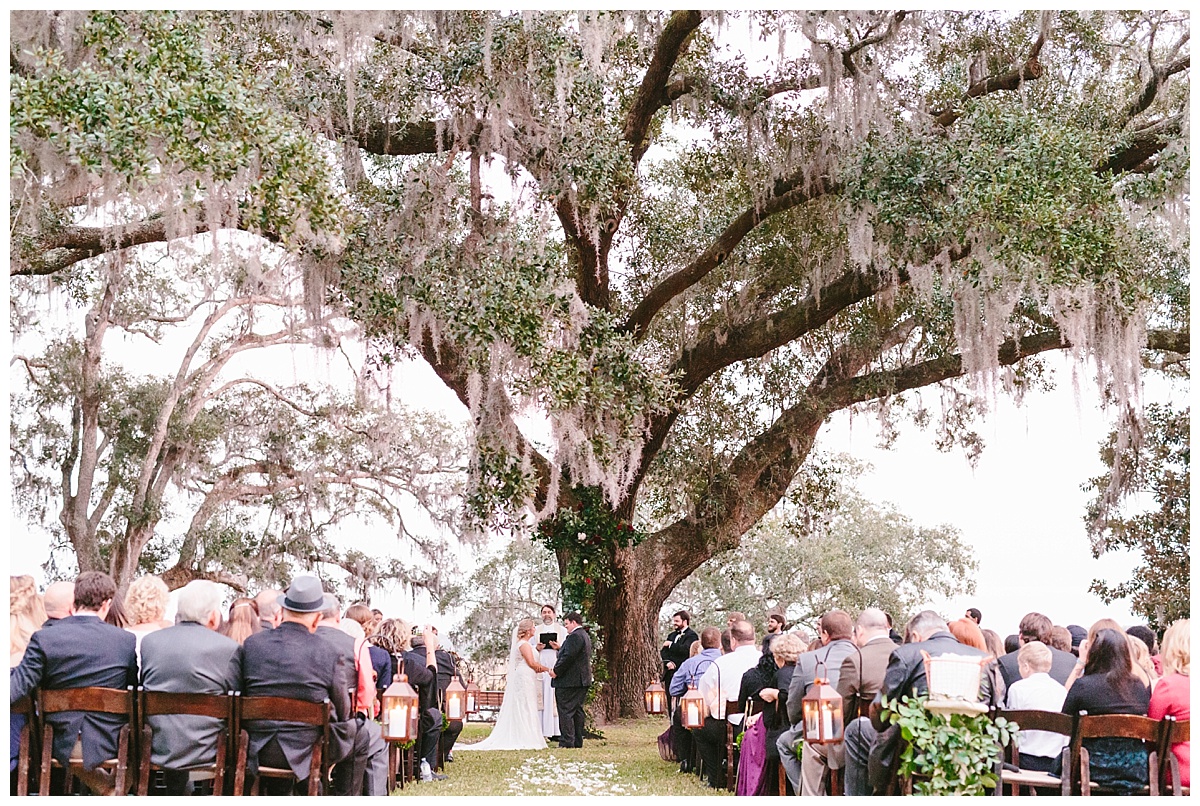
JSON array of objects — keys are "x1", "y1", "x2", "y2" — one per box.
[
  {"x1": 10, "y1": 11, "x2": 1189, "y2": 716},
  {"x1": 10, "y1": 242, "x2": 466, "y2": 594}
]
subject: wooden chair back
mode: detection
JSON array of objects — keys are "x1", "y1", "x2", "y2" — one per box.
[
  {"x1": 36, "y1": 686, "x2": 135, "y2": 795},
  {"x1": 136, "y1": 689, "x2": 236, "y2": 795},
  {"x1": 724, "y1": 699, "x2": 759, "y2": 791},
  {"x1": 995, "y1": 709, "x2": 1075, "y2": 796},
  {"x1": 1072, "y1": 711, "x2": 1160, "y2": 796},
  {"x1": 12, "y1": 695, "x2": 37, "y2": 796},
  {"x1": 1160, "y1": 716, "x2": 1190, "y2": 796},
  {"x1": 233, "y1": 696, "x2": 331, "y2": 796}
]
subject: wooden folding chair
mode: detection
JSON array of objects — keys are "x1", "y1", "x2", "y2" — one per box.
[
  {"x1": 995, "y1": 709, "x2": 1075, "y2": 795},
  {"x1": 1072, "y1": 711, "x2": 1160, "y2": 796},
  {"x1": 137, "y1": 689, "x2": 236, "y2": 795},
  {"x1": 36, "y1": 686, "x2": 134, "y2": 796},
  {"x1": 12, "y1": 695, "x2": 38, "y2": 796},
  {"x1": 233, "y1": 696, "x2": 331, "y2": 796},
  {"x1": 1160, "y1": 716, "x2": 1190, "y2": 796}
]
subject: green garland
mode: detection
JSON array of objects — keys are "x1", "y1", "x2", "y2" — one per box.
[
  {"x1": 535, "y1": 486, "x2": 644, "y2": 614},
  {"x1": 883, "y1": 694, "x2": 1015, "y2": 795}
]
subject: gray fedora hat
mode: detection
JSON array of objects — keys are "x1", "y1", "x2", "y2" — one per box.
[{"x1": 277, "y1": 575, "x2": 327, "y2": 613}]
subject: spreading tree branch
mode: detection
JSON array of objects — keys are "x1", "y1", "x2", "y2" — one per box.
[{"x1": 622, "y1": 10, "x2": 705, "y2": 164}]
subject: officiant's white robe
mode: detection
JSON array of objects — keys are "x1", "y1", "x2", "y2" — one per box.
[{"x1": 532, "y1": 622, "x2": 567, "y2": 737}]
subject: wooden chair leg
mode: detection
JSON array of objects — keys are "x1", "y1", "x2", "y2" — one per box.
[
  {"x1": 113, "y1": 726, "x2": 129, "y2": 795},
  {"x1": 39, "y1": 726, "x2": 52, "y2": 796},
  {"x1": 778, "y1": 760, "x2": 788, "y2": 795},
  {"x1": 138, "y1": 726, "x2": 152, "y2": 796},
  {"x1": 233, "y1": 730, "x2": 248, "y2": 796}
]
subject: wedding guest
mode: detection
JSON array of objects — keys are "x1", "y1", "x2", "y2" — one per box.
[
  {"x1": 761, "y1": 612, "x2": 786, "y2": 655},
  {"x1": 949, "y1": 617, "x2": 987, "y2": 650},
  {"x1": 346, "y1": 604, "x2": 392, "y2": 695},
  {"x1": 965, "y1": 607, "x2": 982, "y2": 625},
  {"x1": 835, "y1": 608, "x2": 895, "y2": 798},
  {"x1": 670, "y1": 627, "x2": 721, "y2": 772},
  {"x1": 1149, "y1": 619, "x2": 1189, "y2": 790},
  {"x1": 10, "y1": 572, "x2": 137, "y2": 795},
  {"x1": 1049, "y1": 626, "x2": 1074, "y2": 654},
  {"x1": 140, "y1": 580, "x2": 243, "y2": 795},
  {"x1": 695, "y1": 620, "x2": 759, "y2": 789},
  {"x1": 661, "y1": 610, "x2": 698, "y2": 696},
  {"x1": 997, "y1": 613, "x2": 1077, "y2": 687},
  {"x1": 41, "y1": 581, "x2": 74, "y2": 626},
  {"x1": 221, "y1": 597, "x2": 260, "y2": 645},
  {"x1": 1004, "y1": 641, "x2": 1068, "y2": 773},
  {"x1": 104, "y1": 590, "x2": 130, "y2": 628},
  {"x1": 253, "y1": 589, "x2": 284, "y2": 631},
  {"x1": 981, "y1": 628, "x2": 1006, "y2": 659},
  {"x1": 787, "y1": 610, "x2": 856, "y2": 795},
  {"x1": 1127, "y1": 634, "x2": 1157, "y2": 690},
  {"x1": 1061, "y1": 628, "x2": 1150, "y2": 793},
  {"x1": 736, "y1": 631, "x2": 802, "y2": 795},
  {"x1": 1064, "y1": 618, "x2": 1125, "y2": 691},
  {"x1": 9, "y1": 576, "x2": 46, "y2": 778},
  {"x1": 1126, "y1": 625, "x2": 1161, "y2": 674}
]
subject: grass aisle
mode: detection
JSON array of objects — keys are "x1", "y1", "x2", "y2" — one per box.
[{"x1": 393, "y1": 718, "x2": 730, "y2": 796}]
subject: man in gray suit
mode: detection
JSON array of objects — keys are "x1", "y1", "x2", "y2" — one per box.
[
  {"x1": 781, "y1": 610, "x2": 858, "y2": 795},
  {"x1": 140, "y1": 580, "x2": 243, "y2": 795},
  {"x1": 996, "y1": 612, "x2": 1078, "y2": 688}
]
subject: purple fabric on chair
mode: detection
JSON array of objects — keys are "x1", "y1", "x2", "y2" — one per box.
[{"x1": 735, "y1": 717, "x2": 768, "y2": 796}]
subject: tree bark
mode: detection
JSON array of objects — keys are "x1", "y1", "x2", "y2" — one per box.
[{"x1": 593, "y1": 543, "x2": 663, "y2": 721}]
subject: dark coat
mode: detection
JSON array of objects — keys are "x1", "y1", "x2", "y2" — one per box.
[
  {"x1": 9, "y1": 615, "x2": 138, "y2": 770},
  {"x1": 997, "y1": 645, "x2": 1078, "y2": 689},
  {"x1": 399, "y1": 648, "x2": 439, "y2": 713},
  {"x1": 140, "y1": 621, "x2": 242, "y2": 770},
  {"x1": 240, "y1": 621, "x2": 355, "y2": 778},
  {"x1": 661, "y1": 627, "x2": 699, "y2": 670},
  {"x1": 552, "y1": 627, "x2": 594, "y2": 689}
]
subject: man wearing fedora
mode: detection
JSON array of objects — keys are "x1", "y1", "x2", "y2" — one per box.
[{"x1": 240, "y1": 576, "x2": 379, "y2": 794}]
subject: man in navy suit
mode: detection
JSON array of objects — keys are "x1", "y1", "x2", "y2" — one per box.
[
  {"x1": 10, "y1": 571, "x2": 138, "y2": 795},
  {"x1": 551, "y1": 612, "x2": 594, "y2": 749}
]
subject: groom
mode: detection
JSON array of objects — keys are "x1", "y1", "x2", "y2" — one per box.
[{"x1": 551, "y1": 612, "x2": 593, "y2": 749}]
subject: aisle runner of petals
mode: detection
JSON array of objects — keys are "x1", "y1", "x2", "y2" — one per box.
[{"x1": 506, "y1": 754, "x2": 637, "y2": 796}]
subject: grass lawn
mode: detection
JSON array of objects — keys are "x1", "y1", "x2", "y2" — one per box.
[{"x1": 392, "y1": 717, "x2": 730, "y2": 796}]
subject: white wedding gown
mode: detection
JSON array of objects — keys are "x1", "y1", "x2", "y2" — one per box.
[{"x1": 458, "y1": 628, "x2": 547, "y2": 751}]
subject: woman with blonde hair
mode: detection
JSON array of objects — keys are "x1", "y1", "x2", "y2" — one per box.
[
  {"x1": 10, "y1": 575, "x2": 46, "y2": 668},
  {"x1": 124, "y1": 575, "x2": 171, "y2": 658},
  {"x1": 1149, "y1": 619, "x2": 1190, "y2": 790},
  {"x1": 1126, "y1": 633, "x2": 1157, "y2": 690},
  {"x1": 221, "y1": 597, "x2": 260, "y2": 645}
]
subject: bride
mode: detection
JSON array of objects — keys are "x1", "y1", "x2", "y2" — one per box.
[{"x1": 458, "y1": 618, "x2": 553, "y2": 751}]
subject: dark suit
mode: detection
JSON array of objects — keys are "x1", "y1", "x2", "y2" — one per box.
[
  {"x1": 140, "y1": 621, "x2": 242, "y2": 789},
  {"x1": 315, "y1": 625, "x2": 388, "y2": 796},
  {"x1": 400, "y1": 648, "x2": 443, "y2": 769},
  {"x1": 836, "y1": 635, "x2": 895, "y2": 721},
  {"x1": 434, "y1": 649, "x2": 464, "y2": 759},
  {"x1": 997, "y1": 644, "x2": 1077, "y2": 689},
  {"x1": 240, "y1": 621, "x2": 355, "y2": 781},
  {"x1": 552, "y1": 627, "x2": 593, "y2": 748},
  {"x1": 660, "y1": 626, "x2": 698, "y2": 691},
  {"x1": 9, "y1": 615, "x2": 137, "y2": 771}
]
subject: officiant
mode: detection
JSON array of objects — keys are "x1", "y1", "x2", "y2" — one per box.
[{"x1": 534, "y1": 604, "x2": 567, "y2": 741}]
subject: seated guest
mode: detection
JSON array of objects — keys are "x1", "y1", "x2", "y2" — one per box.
[
  {"x1": 1049, "y1": 626, "x2": 1074, "y2": 654},
  {"x1": 1061, "y1": 628, "x2": 1151, "y2": 793},
  {"x1": 253, "y1": 589, "x2": 284, "y2": 631},
  {"x1": 736, "y1": 632, "x2": 801, "y2": 794},
  {"x1": 124, "y1": 575, "x2": 172, "y2": 655},
  {"x1": 1004, "y1": 641, "x2": 1068, "y2": 773},
  {"x1": 835, "y1": 608, "x2": 896, "y2": 798},
  {"x1": 221, "y1": 597, "x2": 260, "y2": 645},
  {"x1": 965, "y1": 607, "x2": 982, "y2": 625},
  {"x1": 240, "y1": 576, "x2": 375, "y2": 795},
  {"x1": 1005, "y1": 634, "x2": 1021, "y2": 654},
  {"x1": 346, "y1": 604, "x2": 392, "y2": 694},
  {"x1": 694, "y1": 620, "x2": 760, "y2": 789},
  {"x1": 9, "y1": 571, "x2": 137, "y2": 795},
  {"x1": 1126, "y1": 625, "x2": 1161, "y2": 675},
  {"x1": 784, "y1": 610, "x2": 857, "y2": 795},
  {"x1": 1064, "y1": 618, "x2": 1125, "y2": 691},
  {"x1": 1066, "y1": 624, "x2": 1087, "y2": 655},
  {"x1": 401, "y1": 627, "x2": 447, "y2": 782},
  {"x1": 104, "y1": 592, "x2": 130, "y2": 628},
  {"x1": 981, "y1": 628, "x2": 1006, "y2": 660},
  {"x1": 949, "y1": 617, "x2": 987, "y2": 650},
  {"x1": 844, "y1": 610, "x2": 997, "y2": 796},
  {"x1": 720, "y1": 629, "x2": 733, "y2": 654},
  {"x1": 40, "y1": 581, "x2": 75, "y2": 626},
  {"x1": 140, "y1": 580, "x2": 243, "y2": 795},
  {"x1": 669, "y1": 626, "x2": 721, "y2": 772},
  {"x1": 9, "y1": 575, "x2": 45, "y2": 781},
  {"x1": 1148, "y1": 619, "x2": 1189, "y2": 789},
  {"x1": 417, "y1": 630, "x2": 465, "y2": 762},
  {"x1": 998, "y1": 613, "x2": 1078, "y2": 688},
  {"x1": 315, "y1": 595, "x2": 387, "y2": 795},
  {"x1": 1126, "y1": 634, "x2": 1157, "y2": 690}
]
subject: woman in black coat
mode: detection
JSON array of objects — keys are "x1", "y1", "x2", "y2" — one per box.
[{"x1": 1061, "y1": 628, "x2": 1151, "y2": 793}]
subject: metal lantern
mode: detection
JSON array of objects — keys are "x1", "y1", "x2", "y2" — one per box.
[
  {"x1": 680, "y1": 684, "x2": 707, "y2": 729},
  {"x1": 644, "y1": 681, "x2": 667, "y2": 715},
  {"x1": 465, "y1": 679, "x2": 481, "y2": 715},
  {"x1": 381, "y1": 675, "x2": 421, "y2": 742},
  {"x1": 801, "y1": 676, "x2": 844, "y2": 744},
  {"x1": 445, "y1": 679, "x2": 467, "y2": 720}
]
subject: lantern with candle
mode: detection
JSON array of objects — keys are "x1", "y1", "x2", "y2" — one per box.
[
  {"x1": 680, "y1": 684, "x2": 707, "y2": 729},
  {"x1": 800, "y1": 671, "x2": 844, "y2": 744},
  {"x1": 445, "y1": 678, "x2": 467, "y2": 720},
  {"x1": 465, "y1": 679, "x2": 480, "y2": 716},
  {"x1": 381, "y1": 674, "x2": 421, "y2": 742},
  {"x1": 643, "y1": 680, "x2": 667, "y2": 715}
]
